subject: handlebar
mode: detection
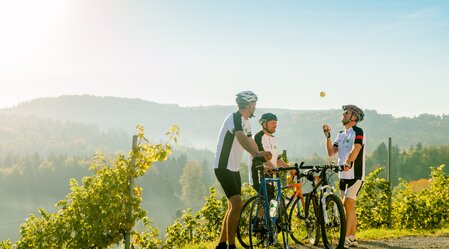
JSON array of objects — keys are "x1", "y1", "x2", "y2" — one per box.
[
  {"x1": 298, "y1": 163, "x2": 344, "y2": 172},
  {"x1": 252, "y1": 156, "x2": 301, "y2": 176}
]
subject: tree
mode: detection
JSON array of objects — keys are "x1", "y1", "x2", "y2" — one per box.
[
  {"x1": 179, "y1": 161, "x2": 207, "y2": 211},
  {"x1": 12, "y1": 125, "x2": 179, "y2": 248}
]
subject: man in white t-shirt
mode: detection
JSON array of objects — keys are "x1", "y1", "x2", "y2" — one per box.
[
  {"x1": 213, "y1": 91, "x2": 271, "y2": 249},
  {"x1": 250, "y1": 113, "x2": 290, "y2": 198},
  {"x1": 323, "y1": 105, "x2": 366, "y2": 248}
]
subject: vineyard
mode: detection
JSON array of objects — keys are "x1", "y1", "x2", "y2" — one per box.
[{"x1": 1, "y1": 127, "x2": 449, "y2": 248}]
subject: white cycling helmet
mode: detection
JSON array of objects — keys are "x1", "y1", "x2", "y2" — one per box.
[{"x1": 236, "y1": 91, "x2": 258, "y2": 108}]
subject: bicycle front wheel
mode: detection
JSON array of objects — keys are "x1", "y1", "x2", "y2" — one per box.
[
  {"x1": 237, "y1": 195, "x2": 258, "y2": 248},
  {"x1": 321, "y1": 194, "x2": 346, "y2": 249},
  {"x1": 289, "y1": 193, "x2": 320, "y2": 245}
]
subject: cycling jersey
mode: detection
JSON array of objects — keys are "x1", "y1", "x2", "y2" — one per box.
[
  {"x1": 254, "y1": 131, "x2": 280, "y2": 166},
  {"x1": 333, "y1": 126, "x2": 366, "y2": 180},
  {"x1": 249, "y1": 130, "x2": 280, "y2": 185},
  {"x1": 213, "y1": 111, "x2": 252, "y2": 172}
]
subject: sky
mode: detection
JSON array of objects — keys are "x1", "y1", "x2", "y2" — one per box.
[{"x1": 0, "y1": 0, "x2": 448, "y2": 117}]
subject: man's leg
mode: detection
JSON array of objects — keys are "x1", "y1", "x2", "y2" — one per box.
[
  {"x1": 344, "y1": 197, "x2": 356, "y2": 237},
  {"x1": 341, "y1": 179, "x2": 363, "y2": 238},
  {"x1": 227, "y1": 194, "x2": 243, "y2": 245},
  {"x1": 218, "y1": 201, "x2": 231, "y2": 243}
]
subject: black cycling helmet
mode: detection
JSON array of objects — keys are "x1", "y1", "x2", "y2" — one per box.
[
  {"x1": 342, "y1": 105, "x2": 364, "y2": 122},
  {"x1": 236, "y1": 91, "x2": 258, "y2": 108},
  {"x1": 259, "y1": 113, "x2": 278, "y2": 125}
]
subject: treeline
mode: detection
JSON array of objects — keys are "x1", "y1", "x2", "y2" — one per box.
[
  {"x1": 367, "y1": 142, "x2": 449, "y2": 185},
  {"x1": 3, "y1": 95, "x2": 449, "y2": 157},
  {"x1": 0, "y1": 153, "x2": 91, "y2": 240},
  {"x1": 0, "y1": 113, "x2": 129, "y2": 157}
]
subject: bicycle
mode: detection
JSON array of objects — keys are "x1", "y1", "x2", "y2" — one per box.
[
  {"x1": 296, "y1": 163, "x2": 346, "y2": 249},
  {"x1": 238, "y1": 162, "x2": 319, "y2": 248},
  {"x1": 286, "y1": 163, "x2": 321, "y2": 246},
  {"x1": 237, "y1": 157, "x2": 299, "y2": 248}
]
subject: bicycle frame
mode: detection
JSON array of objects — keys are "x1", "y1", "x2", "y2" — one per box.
[
  {"x1": 250, "y1": 158, "x2": 300, "y2": 248},
  {"x1": 299, "y1": 163, "x2": 346, "y2": 249},
  {"x1": 254, "y1": 165, "x2": 283, "y2": 233},
  {"x1": 303, "y1": 165, "x2": 337, "y2": 223}
]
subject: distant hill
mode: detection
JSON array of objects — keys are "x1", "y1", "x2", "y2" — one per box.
[{"x1": 2, "y1": 95, "x2": 449, "y2": 158}]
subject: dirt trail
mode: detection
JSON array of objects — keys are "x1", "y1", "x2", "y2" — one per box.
[{"x1": 295, "y1": 235, "x2": 449, "y2": 249}]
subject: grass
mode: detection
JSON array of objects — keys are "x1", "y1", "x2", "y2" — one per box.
[
  {"x1": 358, "y1": 227, "x2": 449, "y2": 240},
  {"x1": 178, "y1": 227, "x2": 449, "y2": 248}
]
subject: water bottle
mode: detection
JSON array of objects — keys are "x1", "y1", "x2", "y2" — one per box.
[{"x1": 269, "y1": 199, "x2": 278, "y2": 217}]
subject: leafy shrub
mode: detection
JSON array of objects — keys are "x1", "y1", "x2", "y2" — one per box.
[
  {"x1": 164, "y1": 183, "x2": 255, "y2": 248},
  {"x1": 12, "y1": 126, "x2": 178, "y2": 248},
  {"x1": 357, "y1": 168, "x2": 392, "y2": 229},
  {"x1": 132, "y1": 217, "x2": 163, "y2": 249},
  {"x1": 392, "y1": 165, "x2": 449, "y2": 229}
]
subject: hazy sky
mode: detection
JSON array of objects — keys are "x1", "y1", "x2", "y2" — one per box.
[{"x1": 1, "y1": 0, "x2": 448, "y2": 117}]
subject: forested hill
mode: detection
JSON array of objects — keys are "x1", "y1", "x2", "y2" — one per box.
[{"x1": 2, "y1": 95, "x2": 449, "y2": 157}]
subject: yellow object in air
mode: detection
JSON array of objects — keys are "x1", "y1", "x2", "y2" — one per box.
[{"x1": 320, "y1": 91, "x2": 326, "y2": 97}]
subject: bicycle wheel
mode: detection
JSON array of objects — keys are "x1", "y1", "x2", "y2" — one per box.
[
  {"x1": 321, "y1": 194, "x2": 346, "y2": 249},
  {"x1": 237, "y1": 195, "x2": 258, "y2": 248},
  {"x1": 248, "y1": 197, "x2": 268, "y2": 248},
  {"x1": 288, "y1": 196, "x2": 304, "y2": 244},
  {"x1": 289, "y1": 193, "x2": 320, "y2": 245},
  {"x1": 276, "y1": 196, "x2": 289, "y2": 249}
]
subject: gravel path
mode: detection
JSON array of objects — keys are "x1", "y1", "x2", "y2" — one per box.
[{"x1": 292, "y1": 235, "x2": 449, "y2": 249}]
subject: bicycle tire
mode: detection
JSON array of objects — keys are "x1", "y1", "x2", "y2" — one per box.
[
  {"x1": 289, "y1": 193, "x2": 320, "y2": 245},
  {"x1": 321, "y1": 194, "x2": 346, "y2": 249},
  {"x1": 277, "y1": 196, "x2": 289, "y2": 249},
  {"x1": 288, "y1": 196, "x2": 305, "y2": 244},
  {"x1": 248, "y1": 196, "x2": 269, "y2": 248},
  {"x1": 237, "y1": 195, "x2": 258, "y2": 248}
]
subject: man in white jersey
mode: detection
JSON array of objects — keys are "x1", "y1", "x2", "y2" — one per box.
[
  {"x1": 251, "y1": 113, "x2": 290, "y2": 198},
  {"x1": 323, "y1": 105, "x2": 366, "y2": 248},
  {"x1": 213, "y1": 91, "x2": 272, "y2": 249}
]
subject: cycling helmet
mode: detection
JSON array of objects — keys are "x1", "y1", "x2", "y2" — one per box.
[
  {"x1": 236, "y1": 91, "x2": 258, "y2": 108},
  {"x1": 259, "y1": 113, "x2": 278, "y2": 125},
  {"x1": 342, "y1": 105, "x2": 365, "y2": 122}
]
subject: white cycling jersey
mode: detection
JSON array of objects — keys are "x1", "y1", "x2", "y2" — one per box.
[
  {"x1": 248, "y1": 130, "x2": 280, "y2": 184},
  {"x1": 213, "y1": 111, "x2": 252, "y2": 172},
  {"x1": 333, "y1": 125, "x2": 366, "y2": 180}
]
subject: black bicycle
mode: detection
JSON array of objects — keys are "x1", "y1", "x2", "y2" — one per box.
[{"x1": 297, "y1": 163, "x2": 346, "y2": 249}]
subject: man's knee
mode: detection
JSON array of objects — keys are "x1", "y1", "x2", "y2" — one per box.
[
  {"x1": 229, "y1": 195, "x2": 243, "y2": 211},
  {"x1": 344, "y1": 197, "x2": 356, "y2": 211}
]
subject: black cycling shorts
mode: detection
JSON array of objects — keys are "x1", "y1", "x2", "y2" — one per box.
[{"x1": 215, "y1": 168, "x2": 241, "y2": 198}]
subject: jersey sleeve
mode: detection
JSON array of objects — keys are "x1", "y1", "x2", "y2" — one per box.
[
  {"x1": 254, "y1": 131, "x2": 264, "y2": 151},
  {"x1": 232, "y1": 112, "x2": 243, "y2": 132},
  {"x1": 333, "y1": 131, "x2": 343, "y2": 147},
  {"x1": 353, "y1": 127, "x2": 364, "y2": 145}
]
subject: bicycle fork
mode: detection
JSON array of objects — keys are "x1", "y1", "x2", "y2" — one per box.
[{"x1": 320, "y1": 185, "x2": 334, "y2": 225}]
